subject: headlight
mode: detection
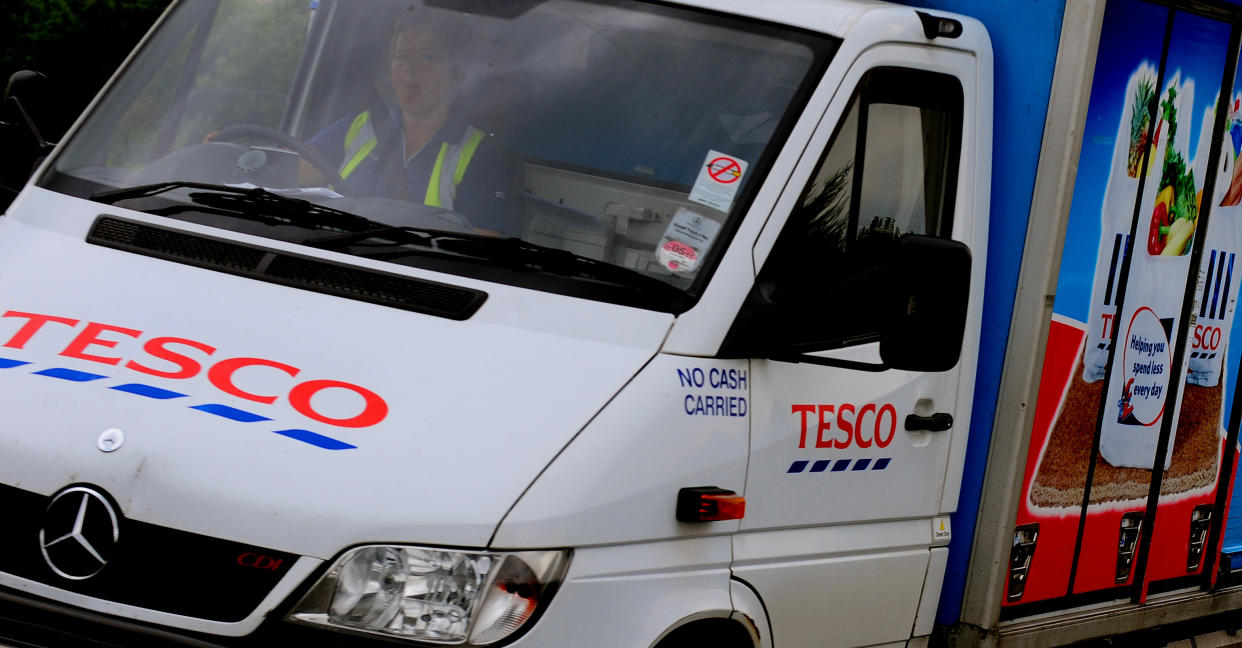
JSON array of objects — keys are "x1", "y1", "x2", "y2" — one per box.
[{"x1": 287, "y1": 546, "x2": 569, "y2": 645}]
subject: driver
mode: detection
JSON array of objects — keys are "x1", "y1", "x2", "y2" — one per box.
[{"x1": 302, "y1": 10, "x2": 513, "y2": 235}]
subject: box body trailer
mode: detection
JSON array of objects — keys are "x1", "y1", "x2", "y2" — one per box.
[{"x1": 939, "y1": 1, "x2": 1242, "y2": 645}]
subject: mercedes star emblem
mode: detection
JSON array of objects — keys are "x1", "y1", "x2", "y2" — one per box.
[{"x1": 39, "y1": 486, "x2": 121, "y2": 581}]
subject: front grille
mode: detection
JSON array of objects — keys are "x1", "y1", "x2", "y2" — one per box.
[
  {"x1": 0, "y1": 483, "x2": 295, "y2": 623},
  {"x1": 88, "y1": 216, "x2": 487, "y2": 320}
]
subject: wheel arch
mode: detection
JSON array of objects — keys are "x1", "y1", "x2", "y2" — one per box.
[{"x1": 649, "y1": 577, "x2": 771, "y2": 648}]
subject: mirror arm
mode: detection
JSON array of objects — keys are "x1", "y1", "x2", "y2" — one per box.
[
  {"x1": 4, "y1": 71, "x2": 57, "y2": 152},
  {"x1": 6, "y1": 96, "x2": 54, "y2": 150}
]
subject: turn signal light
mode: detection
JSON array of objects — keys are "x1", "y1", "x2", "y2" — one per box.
[{"x1": 676, "y1": 487, "x2": 745, "y2": 522}]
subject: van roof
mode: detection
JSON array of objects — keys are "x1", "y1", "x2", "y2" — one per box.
[{"x1": 664, "y1": 0, "x2": 891, "y2": 37}]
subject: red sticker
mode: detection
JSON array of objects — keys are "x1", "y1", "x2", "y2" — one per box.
[
  {"x1": 707, "y1": 156, "x2": 742, "y2": 184},
  {"x1": 660, "y1": 239, "x2": 698, "y2": 270}
]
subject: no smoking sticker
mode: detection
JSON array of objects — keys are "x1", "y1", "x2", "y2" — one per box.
[
  {"x1": 707, "y1": 156, "x2": 742, "y2": 183},
  {"x1": 689, "y1": 150, "x2": 748, "y2": 212}
]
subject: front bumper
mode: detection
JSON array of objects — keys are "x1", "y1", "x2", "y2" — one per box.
[{"x1": 1, "y1": 536, "x2": 739, "y2": 648}]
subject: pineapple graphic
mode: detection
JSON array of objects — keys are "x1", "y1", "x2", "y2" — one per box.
[{"x1": 1128, "y1": 75, "x2": 1156, "y2": 178}]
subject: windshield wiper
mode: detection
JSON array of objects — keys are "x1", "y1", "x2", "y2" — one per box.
[
  {"x1": 90, "y1": 181, "x2": 385, "y2": 233},
  {"x1": 304, "y1": 226, "x2": 688, "y2": 298},
  {"x1": 93, "y1": 183, "x2": 687, "y2": 303}
]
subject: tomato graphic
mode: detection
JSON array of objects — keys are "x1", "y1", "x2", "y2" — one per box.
[{"x1": 1148, "y1": 200, "x2": 1169, "y2": 255}]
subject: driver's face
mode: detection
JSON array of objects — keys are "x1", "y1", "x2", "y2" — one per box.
[{"x1": 390, "y1": 27, "x2": 456, "y2": 118}]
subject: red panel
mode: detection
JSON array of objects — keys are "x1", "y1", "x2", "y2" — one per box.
[
  {"x1": 1143, "y1": 437, "x2": 1226, "y2": 585},
  {"x1": 1074, "y1": 507, "x2": 1142, "y2": 593},
  {"x1": 1007, "y1": 319, "x2": 1088, "y2": 605}
]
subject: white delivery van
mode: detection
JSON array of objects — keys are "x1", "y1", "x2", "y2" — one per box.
[
  {"x1": 0, "y1": 1, "x2": 987, "y2": 645},
  {"x1": 7, "y1": 0, "x2": 1242, "y2": 647}
]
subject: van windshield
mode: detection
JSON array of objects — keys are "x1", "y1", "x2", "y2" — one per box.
[{"x1": 41, "y1": 0, "x2": 836, "y2": 312}]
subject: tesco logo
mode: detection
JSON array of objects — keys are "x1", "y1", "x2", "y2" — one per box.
[
  {"x1": 1, "y1": 310, "x2": 388, "y2": 428},
  {"x1": 791, "y1": 402, "x2": 897, "y2": 449},
  {"x1": 1193, "y1": 325, "x2": 1223, "y2": 351}
]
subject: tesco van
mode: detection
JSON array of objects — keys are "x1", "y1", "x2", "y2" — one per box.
[{"x1": 9, "y1": 0, "x2": 1242, "y2": 646}]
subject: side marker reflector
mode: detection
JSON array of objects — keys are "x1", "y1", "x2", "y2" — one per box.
[{"x1": 676, "y1": 486, "x2": 745, "y2": 522}]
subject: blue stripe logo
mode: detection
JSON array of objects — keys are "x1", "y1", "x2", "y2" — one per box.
[
  {"x1": 0, "y1": 355, "x2": 355, "y2": 451},
  {"x1": 787, "y1": 458, "x2": 892, "y2": 473},
  {"x1": 1201, "y1": 250, "x2": 1235, "y2": 322}
]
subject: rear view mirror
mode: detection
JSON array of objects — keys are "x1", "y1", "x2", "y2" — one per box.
[{"x1": 879, "y1": 235, "x2": 972, "y2": 371}]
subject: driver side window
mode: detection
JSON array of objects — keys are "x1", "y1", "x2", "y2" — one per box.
[{"x1": 757, "y1": 66, "x2": 964, "y2": 352}]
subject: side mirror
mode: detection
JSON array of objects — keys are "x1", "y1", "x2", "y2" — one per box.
[
  {"x1": 1, "y1": 70, "x2": 56, "y2": 201},
  {"x1": 878, "y1": 235, "x2": 972, "y2": 372},
  {"x1": 721, "y1": 234, "x2": 971, "y2": 372}
]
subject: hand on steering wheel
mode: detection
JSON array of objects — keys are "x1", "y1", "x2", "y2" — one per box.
[{"x1": 211, "y1": 124, "x2": 356, "y2": 196}]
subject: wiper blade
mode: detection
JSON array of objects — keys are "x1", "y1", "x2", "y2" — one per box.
[
  {"x1": 90, "y1": 181, "x2": 384, "y2": 233},
  {"x1": 305, "y1": 226, "x2": 685, "y2": 295},
  {"x1": 301, "y1": 225, "x2": 436, "y2": 249},
  {"x1": 91, "y1": 180, "x2": 226, "y2": 204}
]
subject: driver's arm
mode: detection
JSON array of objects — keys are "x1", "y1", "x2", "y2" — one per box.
[
  {"x1": 298, "y1": 159, "x2": 328, "y2": 187},
  {"x1": 300, "y1": 117, "x2": 352, "y2": 187},
  {"x1": 455, "y1": 138, "x2": 516, "y2": 237}
]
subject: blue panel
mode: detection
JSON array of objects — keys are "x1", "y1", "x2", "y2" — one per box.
[
  {"x1": 810, "y1": 459, "x2": 831, "y2": 472},
  {"x1": 1215, "y1": 0, "x2": 1242, "y2": 561},
  {"x1": 1226, "y1": 501, "x2": 1242, "y2": 553},
  {"x1": 0, "y1": 358, "x2": 30, "y2": 368},
  {"x1": 111, "y1": 383, "x2": 188, "y2": 400},
  {"x1": 873, "y1": 458, "x2": 892, "y2": 470},
  {"x1": 190, "y1": 404, "x2": 271, "y2": 423},
  {"x1": 1225, "y1": 273, "x2": 1242, "y2": 553},
  {"x1": 831, "y1": 460, "x2": 851, "y2": 472},
  {"x1": 852, "y1": 458, "x2": 872, "y2": 471},
  {"x1": 1055, "y1": 2, "x2": 1174, "y2": 323},
  {"x1": 34, "y1": 367, "x2": 107, "y2": 382},
  {"x1": 787, "y1": 460, "x2": 809, "y2": 473},
  {"x1": 894, "y1": 0, "x2": 1066, "y2": 626},
  {"x1": 273, "y1": 429, "x2": 356, "y2": 450}
]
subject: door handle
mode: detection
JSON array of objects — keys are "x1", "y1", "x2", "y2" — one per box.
[{"x1": 905, "y1": 412, "x2": 953, "y2": 432}]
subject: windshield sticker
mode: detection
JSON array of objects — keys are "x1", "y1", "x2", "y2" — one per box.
[
  {"x1": 689, "y1": 150, "x2": 748, "y2": 212},
  {"x1": 657, "y1": 208, "x2": 720, "y2": 273}
]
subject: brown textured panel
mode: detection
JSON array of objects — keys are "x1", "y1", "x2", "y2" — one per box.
[{"x1": 1029, "y1": 360, "x2": 1221, "y2": 509}]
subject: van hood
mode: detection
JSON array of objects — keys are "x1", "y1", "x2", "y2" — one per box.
[{"x1": 0, "y1": 190, "x2": 673, "y2": 558}]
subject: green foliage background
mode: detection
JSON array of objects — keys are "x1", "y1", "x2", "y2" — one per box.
[{"x1": 1, "y1": 0, "x2": 170, "y2": 138}]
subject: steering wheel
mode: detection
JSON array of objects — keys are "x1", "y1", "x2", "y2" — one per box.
[{"x1": 212, "y1": 123, "x2": 356, "y2": 196}]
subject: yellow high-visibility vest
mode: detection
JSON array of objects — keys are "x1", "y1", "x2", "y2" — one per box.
[{"x1": 340, "y1": 111, "x2": 487, "y2": 210}]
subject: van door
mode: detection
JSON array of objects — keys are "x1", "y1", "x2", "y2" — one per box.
[{"x1": 728, "y1": 45, "x2": 981, "y2": 648}]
